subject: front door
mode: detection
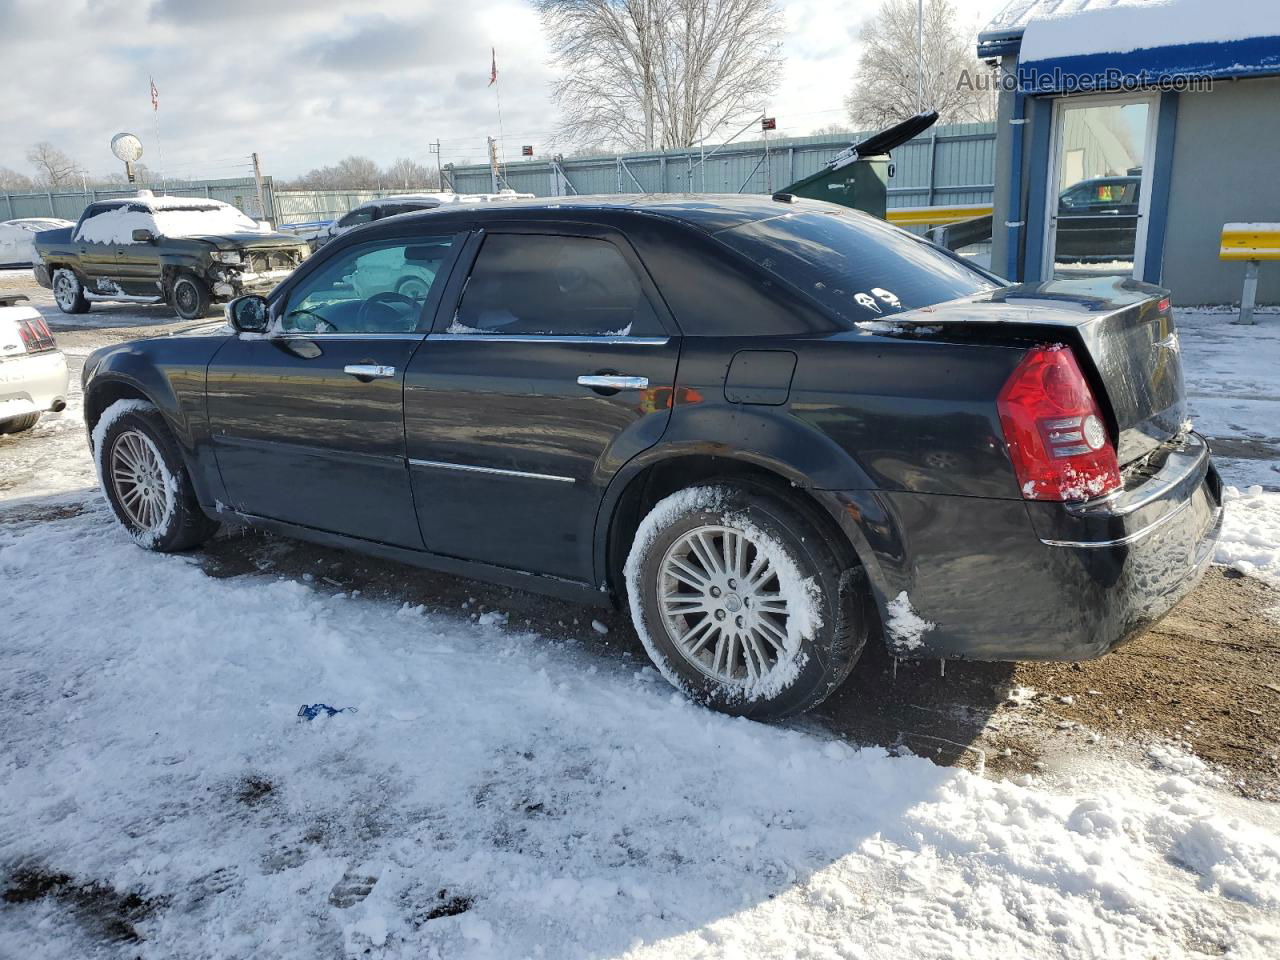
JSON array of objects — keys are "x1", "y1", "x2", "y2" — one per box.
[
  {"x1": 206, "y1": 232, "x2": 462, "y2": 548},
  {"x1": 404, "y1": 228, "x2": 680, "y2": 582},
  {"x1": 1045, "y1": 94, "x2": 1158, "y2": 280}
]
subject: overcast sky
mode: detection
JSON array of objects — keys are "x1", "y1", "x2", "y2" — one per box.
[{"x1": 0, "y1": 0, "x2": 998, "y2": 183}]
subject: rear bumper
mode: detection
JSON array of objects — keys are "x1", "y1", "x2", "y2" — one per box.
[
  {"x1": 818, "y1": 433, "x2": 1223, "y2": 661},
  {"x1": 0, "y1": 350, "x2": 70, "y2": 419},
  {"x1": 33, "y1": 264, "x2": 51, "y2": 288}
]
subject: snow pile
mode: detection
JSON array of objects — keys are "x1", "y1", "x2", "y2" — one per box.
[
  {"x1": 1020, "y1": 0, "x2": 1280, "y2": 62},
  {"x1": 885, "y1": 590, "x2": 935, "y2": 652},
  {"x1": 1, "y1": 508, "x2": 1279, "y2": 957},
  {"x1": 1216, "y1": 485, "x2": 1280, "y2": 586}
]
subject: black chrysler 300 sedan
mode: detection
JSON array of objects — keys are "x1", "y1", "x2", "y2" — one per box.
[{"x1": 81, "y1": 195, "x2": 1221, "y2": 719}]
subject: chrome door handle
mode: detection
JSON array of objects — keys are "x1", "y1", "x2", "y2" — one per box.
[
  {"x1": 577, "y1": 375, "x2": 648, "y2": 390},
  {"x1": 344, "y1": 364, "x2": 396, "y2": 379}
]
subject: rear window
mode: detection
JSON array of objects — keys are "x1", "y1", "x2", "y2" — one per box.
[{"x1": 715, "y1": 208, "x2": 999, "y2": 323}]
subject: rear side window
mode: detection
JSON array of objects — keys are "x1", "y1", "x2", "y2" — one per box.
[
  {"x1": 452, "y1": 234, "x2": 660, "y2": 337},
  {"x1": 716, "y1": 209, "x2": 999, "y2": 323}
]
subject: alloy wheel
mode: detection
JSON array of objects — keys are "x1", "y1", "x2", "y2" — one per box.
[
  {"x1": 109, "y1": 429, "x2": 171, "y2": 533},
  {"x1": 54, "y1": 271, "x2": 77, "y2": 309},
  {"x1": 658, "y1": 523, "x2": 792, "y2": 684}
]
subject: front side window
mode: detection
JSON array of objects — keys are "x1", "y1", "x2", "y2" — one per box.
[
  {"x1": 453, "y1": 234, "x2": 659, "y2": 337},
  {"x1": 715, "y1": 208, "x2": 1000, "y2": 323},
  {"x1": 282, "y1": 236, "x2": 456, "y2": 334}
]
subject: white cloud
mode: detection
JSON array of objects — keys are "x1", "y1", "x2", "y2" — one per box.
[{"x1": 0, "y1": 0, "x2": 1000, "y2": 182}]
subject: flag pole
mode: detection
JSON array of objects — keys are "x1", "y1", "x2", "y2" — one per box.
[
  {"x1": 489, "y1": 47, "x2": 508, "y2": 190},
  {"x1": 150, "y1": 75, "x2": 167, "y2": 193}
]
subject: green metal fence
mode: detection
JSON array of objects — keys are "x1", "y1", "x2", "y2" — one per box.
[
  {"x1": 0, "y1": 176, "x2": 274, "y2": 224},
  {"x1": 446, "y1": 123, "x2": 996, "y2": 209}
]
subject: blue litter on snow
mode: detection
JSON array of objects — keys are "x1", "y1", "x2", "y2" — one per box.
[{"x1": 297, "y1": 703, "x2": 358, "y2": 721}]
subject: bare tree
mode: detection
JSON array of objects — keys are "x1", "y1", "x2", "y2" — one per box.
[
  {"x1": 844, "y1": 0, "x2": 995, "y2": 129},
  {"x1": 809, "y1": 123, "x2": 857, "y2": 137},
  {"x1": 26, "y1": 142, "x2": 83, "y2": 188},
  {"x1": 284, "y1": 156, "x2": 387, "y2": 191},
  {"x1": 538, "y1": 0, "x2": 784, "y2": 151},
  {"x1": 0, "y1": 166, "x2": 35, "y2": 192},
  {"x1": 384, "y1": 157, "x2": 440, "y2": 191}
]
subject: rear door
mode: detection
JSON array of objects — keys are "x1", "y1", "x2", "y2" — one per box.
[
  {"x1": 404, "y1": 225, "x2": 681, "y2": 582},
  {"x1": 206, "y1": 231, "x2": 463, "y2": 548}
]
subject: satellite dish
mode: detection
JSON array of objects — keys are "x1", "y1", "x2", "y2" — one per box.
[{"x1": 110, "y1": 133, "x2": 144, "y2": 163}]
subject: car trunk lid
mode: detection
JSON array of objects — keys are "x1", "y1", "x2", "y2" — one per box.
[{"x1": 892, "y1": 276, "x2": 1187, "y2": 465}]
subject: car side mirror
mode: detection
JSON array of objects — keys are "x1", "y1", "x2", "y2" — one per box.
[
  {"x1": 132, "y1": 228, "x2": 156, "y2": 243},
  {"x1": 226, "y1": 294, "x2": 270, "y2": 333}
]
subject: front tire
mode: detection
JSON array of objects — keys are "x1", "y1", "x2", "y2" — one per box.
[
  {"x1": 52, "y1": 267, "x2": 90, "y2": 314},
  {"x1": 625, "y1": 484, "x2": 868, "y2": 720},
  {"x1": 96, "y1": 402, "x2": 219, "y2": 551},
  {"x1": 0, "y1": 412, "x2": 40, "y2": 434},
  {"x1": 171, "y1": 274, "x2": 212, "y2": 320}
]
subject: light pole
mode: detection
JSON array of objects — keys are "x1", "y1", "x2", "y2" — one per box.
[{"x1": 917, "y1": 0, "x2": 924, "y2": 113}]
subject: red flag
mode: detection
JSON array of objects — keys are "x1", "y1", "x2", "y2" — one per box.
[
  {"x1": 150, "y1": 76, "x2": 159, "y2": 111},
  {"x1": 489, "y1": 48, "x2": 497, "y2": 87}
]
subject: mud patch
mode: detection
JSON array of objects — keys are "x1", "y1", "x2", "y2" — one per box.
[
  {"x1": 1014, "y1": 568, "x2": 1280, "y2": 798},
  {"x1": 2, "y1": 862, "x2": 168, "y2": 943}
]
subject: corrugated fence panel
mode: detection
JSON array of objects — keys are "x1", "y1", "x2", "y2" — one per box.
[
  {"x1": 0, "y1": 177, "x2": 274, "y2": 223},
  {"x1": 445, "y1": 124, "x2": 996, "y2": 212}
]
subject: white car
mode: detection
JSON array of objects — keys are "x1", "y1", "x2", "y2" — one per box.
[
  {"x1": 0, "y1": 218, "x2": 75, "y2": 267},
  {"x1": 0, "y1": 294, "x2": 69, "y2": 434}
]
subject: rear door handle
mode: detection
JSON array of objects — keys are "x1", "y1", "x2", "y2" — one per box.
[
  {"x1": 344, "y1": 364, "x2": 396, "y2": 380},
  {"x1": 577, "y1": 375, "x2": 648, "y2": 391}
]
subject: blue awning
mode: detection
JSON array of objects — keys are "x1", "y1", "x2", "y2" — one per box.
[{"x1": 979, "y1": 0, "x2": 1280, "y2": 92}]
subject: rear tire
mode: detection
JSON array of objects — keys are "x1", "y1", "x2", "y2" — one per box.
[
  {"x1": 625, "y1": 484, "x2": 868, "y2": 720},
  {"x1": 96, "y1": 402, "x2": 219, "y2": 551},
  {"x1": 52, "y1": 267, "x2": 89, "y2": 314},
  {"x1": 171, "y1": 274, "x2": 212, "y2": 320},
  {"x1": 0, "y1": 412, "x2": 40, "y2": 434}
]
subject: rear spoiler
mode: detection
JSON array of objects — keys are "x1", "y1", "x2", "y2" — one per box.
[
  {"x1": 825, "y1": 111, "x2": 940, "y2": 173},
  {"x1": 0, "y1": 294, "x2": 31, "y2": 308}
]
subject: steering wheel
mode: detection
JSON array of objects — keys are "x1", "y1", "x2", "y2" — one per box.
[
  {"x1": 357, "y1": 290, "x2": 419, "y2": 331},
  {"x1": 285, "y1": 308, "x2": 339, "y2": 333}
]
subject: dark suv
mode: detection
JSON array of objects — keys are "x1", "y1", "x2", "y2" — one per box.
[{"x1": 33, "y1": 193, "x2": 309, "y2": 320}]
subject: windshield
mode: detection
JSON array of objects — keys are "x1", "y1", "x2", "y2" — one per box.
[
  {"x1": 715, "y1": 207, "x2": 1001, "y2": 324},
  {"x1": 152, "y1": 204, "x2": 259, "y2": 237}
]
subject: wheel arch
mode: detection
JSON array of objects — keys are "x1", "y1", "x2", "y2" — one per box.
[{"x1": 596, "y1": 448, "x2": 887, "y2": 614}]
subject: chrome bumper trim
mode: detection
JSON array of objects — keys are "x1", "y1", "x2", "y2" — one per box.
[
  {"x1": 1040, "y1": 501, "x2": 1219, "y2": 549},
  {"x1": 408, "y1": 458, "x2": 575, "y2": 484}
]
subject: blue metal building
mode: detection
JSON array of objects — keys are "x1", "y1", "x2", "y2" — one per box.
[{"x1": 980, "y1": 0, "x2": 1280, "y2": 304}]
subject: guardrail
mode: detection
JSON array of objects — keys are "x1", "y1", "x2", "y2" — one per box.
[
  {"x1": 887, "y1": 204, "x2": 993, "y2": 227},
  {"x1": 1220, "y1": 222, "x2": 1280, "y2": 325}
]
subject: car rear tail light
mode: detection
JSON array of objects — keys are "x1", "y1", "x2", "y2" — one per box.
[
  {"x1": 16, "y1": 318, "x2": 56, "y2": 353},
  {"x1": 997, "y1": 344, "x2": 1121, "y2": 502}
]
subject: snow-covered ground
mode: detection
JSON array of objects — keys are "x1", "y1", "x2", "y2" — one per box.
[{"x1": 2, "y1": 278, "x2": 1279, "y2": 957}]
